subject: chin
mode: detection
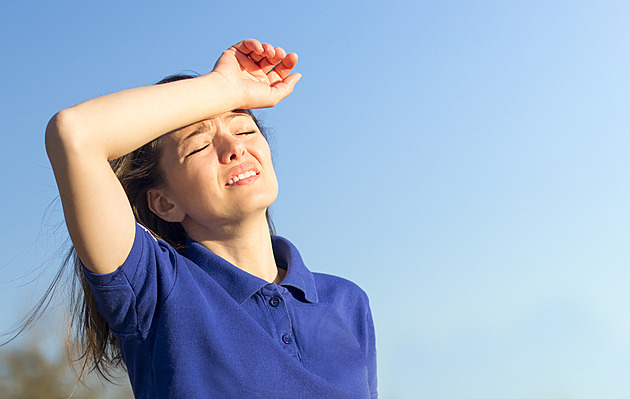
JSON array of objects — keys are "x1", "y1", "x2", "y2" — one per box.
[{"x1": 233, "y1": 188, "x2": 276, "y2": 215}]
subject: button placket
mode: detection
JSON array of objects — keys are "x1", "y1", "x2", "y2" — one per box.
[
  {"x1": 261, "y1": 284, "x2": 299, "y2": 358},
  {"x1": 269, "y1": 296, "x2": 282, "y2": 307}
]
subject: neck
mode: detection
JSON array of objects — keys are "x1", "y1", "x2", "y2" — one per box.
[{"x1": 184, "y1": 212, "x2": 283, "y2": 283}]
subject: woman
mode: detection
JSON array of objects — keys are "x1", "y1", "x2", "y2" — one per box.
[{"x1": 46, "y1": 39, "x2": 377, "y2": 398}]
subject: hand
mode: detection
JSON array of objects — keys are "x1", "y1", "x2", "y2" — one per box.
[{"x1": 211, "y1": 39, "x2": 301, "y2": 109}]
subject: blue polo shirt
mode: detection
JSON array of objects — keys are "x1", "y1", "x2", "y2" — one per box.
[{"x1": 83, "y1": 223, "x2": 377, "y2": 398}]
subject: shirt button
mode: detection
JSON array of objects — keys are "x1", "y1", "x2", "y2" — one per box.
[
  {"x1": 269, "y1": 296, "x2": 282, "y2": 307},
  {"x1": 281, "y1": 334, "x2": 293, "y2": 344}
]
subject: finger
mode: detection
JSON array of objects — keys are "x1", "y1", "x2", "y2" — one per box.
[
  {"x1": 261, "y1": 42, "x2": 276, "y2": 58},
  {"x1": 250, "y1": 53, "x2": 282, "y2": 74},
  {"x1": 232, "y1": 39, "x2": 263, "y2": 56},
  {"x1": 234, "y1": 40, "x2": 277, "y2": 66},
  {"x1": 234, "y1": 50, "x2": 263, "y2": 74},
  {"x1": 249, "y1": 52, "x2": 264, "y2": 62},
  {"x1": 267, "y1": 52, "x2": 298, "y2": 82},
  {"x1": 256, "y1": 46, "x2": 288, "y2": 74},
  {"x1": 282, "y1": 72, "x2": 302, "y2": 86},
  {"x1": 274, "y1": 46, "x2": 286, "y2": 59},
  {"x1": 258, "y1": 58, "x2": 277, "y2": 74},
  {"x1": 268, "y1": 72, "x2": 302, "y2": 101},
  {"x1": 257, "y1": 46, "x2": 287, "y2": 74}
]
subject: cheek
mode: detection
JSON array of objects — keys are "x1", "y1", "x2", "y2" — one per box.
[
  {"x1": 255, "y1": 140, "x2": 274, "y2": 166},
  {"x1": 266, "y1": 163, "x2": 279, "y2": 200},
  {"x1": 170, "y1": 165, "x2": 219, "y2": 200},
  {"x1": 262, "y1": 148, "x2": 277, "y2": 186},
  {"x1": 160, "y1": 158, "x2": 203, "y2": 203},
  {"x1": 160, "y1": 160, "x2": 185, "y2": 193}
]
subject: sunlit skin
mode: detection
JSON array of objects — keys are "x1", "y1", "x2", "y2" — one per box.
[
  {"x1": 40, "y1": 36, "x2": 379, "y2": 396},
  {"x1": 46, "y1": 38, "x2": 300, "y2": 279},
  {"x1": 147, "y1": 111, "x2": 284, "y2": 282}
]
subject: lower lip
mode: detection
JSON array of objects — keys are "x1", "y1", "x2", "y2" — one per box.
[{"x1": 227, "y1": 173, "x2": 260, "y2": 187}]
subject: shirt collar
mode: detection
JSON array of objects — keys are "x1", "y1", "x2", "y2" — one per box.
[
  {"x1": 182, "y1": 235, "x2": 318, "y2": 305},
  {"x1": 271, "y1": 235, "x2": 319, "y2": 304}
]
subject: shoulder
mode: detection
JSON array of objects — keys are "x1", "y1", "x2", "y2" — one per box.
[
  {"x1": 312, "y1": 272, "x2": 370, "y2": 308},
  {"x1": 83, "y1": 222, "x2": 179, "y2": 287},
  {"x1": 311, "y1": 272, "x2": 375, "y2": 351}
]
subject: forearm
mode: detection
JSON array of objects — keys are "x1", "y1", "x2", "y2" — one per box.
[
  {"x1": 46, "y1": 71, "x2": 235, "y2": 162},
  {"x1": 43, "y1": 39, "x2": 299, "y2": 274}
]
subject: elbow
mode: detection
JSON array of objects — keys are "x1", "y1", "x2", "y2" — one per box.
[{"x1": 45, "y1": 109, "x2": 83, "y2": 162}]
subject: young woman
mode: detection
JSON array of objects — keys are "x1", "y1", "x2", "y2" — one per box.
[{"x1": 45, "y1": 39, "x2": 377, "y2": 398}]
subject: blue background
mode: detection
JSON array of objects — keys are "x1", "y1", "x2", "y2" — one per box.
[{"x1": 1, "y1": 1, "x2": 629, "y2": 397}]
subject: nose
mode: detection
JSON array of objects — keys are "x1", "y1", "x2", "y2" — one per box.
[{"x1": 216, "y1": 132, "x2": 246, "y2": 163}]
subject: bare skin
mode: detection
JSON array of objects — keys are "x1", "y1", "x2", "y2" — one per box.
[
  {"x1": 150, "y1": 111, "x2": 283, "y2": 283},
  {"x1": 45, "y1": 39, "x2": 301, "y2": 282}
]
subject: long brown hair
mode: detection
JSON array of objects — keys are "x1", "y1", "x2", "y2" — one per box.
[{"x1": 3, "y1": 73, "x2": 275, "y2": 386}]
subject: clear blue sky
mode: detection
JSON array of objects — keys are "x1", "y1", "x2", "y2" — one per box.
[{"x1": 1, "y1": 1, "x2": 630, "y2": 397}]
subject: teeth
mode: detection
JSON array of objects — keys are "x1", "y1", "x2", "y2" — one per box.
[{"x1": 227, "y1": 170, "x2": 257, "y2": 185}]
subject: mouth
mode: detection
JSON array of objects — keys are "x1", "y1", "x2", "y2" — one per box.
[
  {"x1": 226, "y1": 170, "x2": 259, "y2": 186},
  {"x1": 225, "y1": 163, "x2": 260, "y2": 186}
]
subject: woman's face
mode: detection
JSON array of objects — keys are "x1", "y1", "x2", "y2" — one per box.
[{"x1": 154, "y1": 111, "x2": 278, "y2": 235}]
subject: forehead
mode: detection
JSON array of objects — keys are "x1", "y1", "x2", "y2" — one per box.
[{"x1": 167, "y1": 111, "x2": 255, "y2": 142}]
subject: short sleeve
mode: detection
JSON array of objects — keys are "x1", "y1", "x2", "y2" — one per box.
[
  {"x1": 366, "y1": 301, "x2": 378, "y2": 398},
  {"x1": 82, "y1": 223, "x2": 179, "y2": 337}
]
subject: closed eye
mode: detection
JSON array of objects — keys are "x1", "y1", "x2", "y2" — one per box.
[
  {"x1": 186, "y1": 144, "x2": 209, "y2": 157},
  {"x1": 236, "y1": 130, "x2": 256, "y2": 136}
]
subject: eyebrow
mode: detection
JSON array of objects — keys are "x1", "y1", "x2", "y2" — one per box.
[
  {"x1": 180, "y1": 112, "x2": 251, "y2": 145},
  {"x1": 180, "y1": 124, "x2": 210, "y2": 145}
]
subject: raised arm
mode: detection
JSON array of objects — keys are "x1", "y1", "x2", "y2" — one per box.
[{"x1": 45, "y1": 39, "x2": 300, "y2": 274}]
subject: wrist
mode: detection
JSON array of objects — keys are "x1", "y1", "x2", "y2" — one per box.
[{"x1": 200, "y1": 71, "x2": 241, "y2": 113}]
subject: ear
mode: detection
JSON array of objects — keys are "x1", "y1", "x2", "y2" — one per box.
[{"x1": 146, "y1": 188, "x2": 186, "y2": 223}]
